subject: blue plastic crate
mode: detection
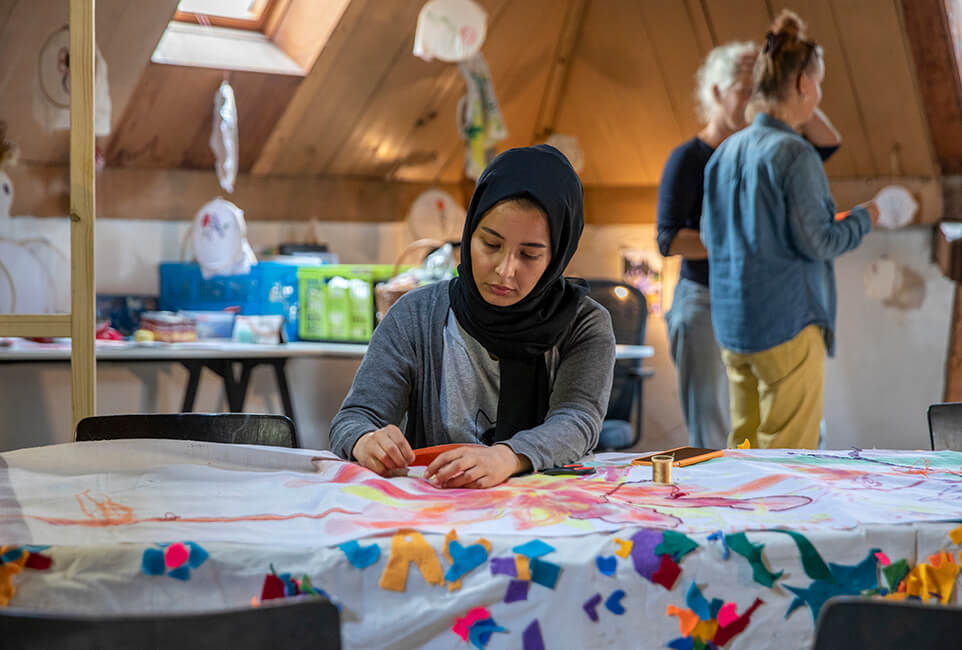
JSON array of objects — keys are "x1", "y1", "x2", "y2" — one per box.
[{"x1": 159, "y1": 262, "x2": 300, "y2": 341}]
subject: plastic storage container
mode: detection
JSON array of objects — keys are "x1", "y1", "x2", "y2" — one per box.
[
  {"x1": 179, "y1": 310, "x2": 236, "y2": 339},
  {"x1": 159, "y1": 262, "x2": 300, "y2": 341},
  {"x1": 298, "y1": 264, "x2": 404, "y2": 342}
]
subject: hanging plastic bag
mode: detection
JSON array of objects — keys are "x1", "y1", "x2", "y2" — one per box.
[
  {"x1": 210, "y1": 81, "x2": 239, "y2": 194},
  {"x1": 457, "y1": 53, "x2": 507, "y2": 180},
  {"x1": 413, "y1": 0, "x2": 487, "y2": 62},
  {"x1": 190, "y1": 198, "x2": 256, "y2": 279}
]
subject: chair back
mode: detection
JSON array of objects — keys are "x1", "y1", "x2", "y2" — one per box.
[
  {"x1": 927, "y1": 402, "x2": 962, "y2": 451},
  {"x1": 585, "y1": 279, "x2": 647, "y2": 421},
  {"x1": 813, "y1": 596, "x2": 962, "y2": 650},
  {"x1": 75, "y1": 413, "x2": 297, "y2": 448},
  {"x1": 0, "y1": 598, "x2": 339, "y2": 650}
]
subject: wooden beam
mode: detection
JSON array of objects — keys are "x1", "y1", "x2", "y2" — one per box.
[
  {"x1": 945, "y1": 286, "x2": 962, "y2": 402},
  {"x1": 900, "y1": 0, "x2": 962, "y2": 174},
  {"x1": 531, "y1": 0, "x2": 588, "y2": 142},
  {"x1": 0, "y1": 315, "x2": 71, "y2": 338},
  {"x1": 10, "y1": 164, "x2": 462, "y2": 222},
  {"x1": 70, "y1": 0, "x2": 97, "y2": 428}
]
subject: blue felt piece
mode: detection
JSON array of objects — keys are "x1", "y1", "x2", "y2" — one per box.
[
  {"x1": 707, "y1": 530, "x2": 729, "y2": 560},
  {"x1": 709, "y1": 597, "x2": 724, "y2": 619},
  {"x1": 468, "y1": 618, "x2": 507, "y2": 649},
  {"x1": 338, "y1": 540, "x2": 381, "y2": 569},
  {"x1": 784, "y1": 548, "x2": 881, "y2": 621},
  {"x1": 596, "y1": 555, "x2": 617, "y2": 576},
  {"x1": 605, "y1": 589, "x2": 626, "y2": 615},
  {"x1": 186, "y1": 542, "x2": 209, "y2": 569},
  {"x1": 512, "y1": 540, "x2": 556, "y2": 559},
  {"x1": 1, "y1": 547, "x2": 23, "y2": 563},
  {"x1": 141, "y1": 548, "x2": 166, "y2": 576},
  {"x1": 167, "y1": 565, "x2": 191, "y2": 581},
  {"x1": 445, "y1": 540, "x2": 489, "y2": 582},
  {"x1": 279, "y1": 573, "x2": 298, "y2": 596},
  {"x1": 529, "y1": 558, "x2": 562, "y2": 589},
  {"x1": 22, "y1": 545, "x2": 51, "y2": 553},
  {"x1": 668, "y1": 637, "x2": 695, "y2": 650},
  {"x1": 686, "y1": 581, "x2": 712, "y2": 621}
]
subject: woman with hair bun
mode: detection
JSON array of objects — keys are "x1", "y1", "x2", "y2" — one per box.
[{"x1": 701, "y1": 10, "x2": 879, "y2": 450}]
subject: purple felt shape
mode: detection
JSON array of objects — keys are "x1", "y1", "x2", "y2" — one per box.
[
  {"x1": 630, "y1": 529, "x2": 663, "y2": 580},
  {"x1": 583, "y1": 593, "x2": 603, "y2": 622},
  {"x1": 490, "y1": 557, "x2": 517, "y2": 576},
  {"x1": 505, "y1": 579, "x2": 530, "y2": 603},
  {"x1": 522, "y1": 620, "x2": 545, "y2": 650}
]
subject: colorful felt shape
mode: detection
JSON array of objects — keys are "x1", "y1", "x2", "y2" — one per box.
[
  {"x1": 605, "y1": 589, "x2": 626, "y2": 615},
  {"x1": 583, "y1": 593, "x2": 603, "y2": 622},
  {"x1": 629, "y1": 529, "x2": 663, "y2": 580},
  {"x1": 666, "y1": 604, "x2": 699, "y2": 637},
  {"x1": 691, "y1": 619, "x2": 718, "y2": 643},
  {"x1": 164, "y1": 542, "x2": 189, "y2": 569},
  {"x1": 529, "y1": 558, "x2": 561, "y2": 589},
  {"x1": 467, "y1": 617, "x2": 507, "y2": 649},
  {"x1": 716, "y1": 602, "x2": 738, "y2": 627},
  {"x1": 651, "y1": 553, "x2": 681, "y2": 590},
  {"x1": 0, "y1": 546, "x2": 27, "y2": 607},
  {"x1": 338, "y1": 540, "x2": 380, "y2": 569},
  {"x1": 709, "y1": 598, "x2": 724, "y2": 620},
  {"x1": 142, "y1": 542, "x2": 208, "y2": 580},
  {"x1": 452, "y1": 607, "x2": 490, "y2": 641},
  {"x1": 516, "y1": 555, "x2": 531, "y2": 581},
  {"x1": 707, "y1": 530, "x2": 729, "y2": 560},
  {"x1": 512, "y1": 540, "x2": 555, "y2": 558},
  {"x1": 142, "y1": 548, "x2": 166, "y2": 576},
  {"x1": 667, "y1": 638, "x2": 694, "y2": 650},
  {"x1": 23, "y1": 553, "x2": 52, "y2": 570},
  {"x1": 261, "y1": 573, "x2": 286, "y2": 601},
  {"x1": 505, "y1": 579, "x2": 529, "y2": 603},
  {"x1": 613, "y1": 537, "x2": 633, "y2": 558},
  {"x1": 737, "y1": 439, "x2": 751, "y2": 449},
  {"x1": 655, "y1": 530, "x2": 699, "y2": 562},
  {"x1": 444, "y1": 539, "x2": 490, "y2": 584},
  {"x1": 770, "y1": 530, "x2": 832, "y2": 581},
  {"x1": 726, "y1": 532, "x2": 783, "y2": 588},
  {"x1": 784, "y1": 548, "x2": 880, "y2": 621},
  {"x1": 874, "y1": 551, "x2": 891, "y2": 567},
  {"x1": 186, "y1": 541, "x2": 208, "y2": 569},
  {"x1": 883, "y1": 558, "x2": 909, "y2": 591},
  {"x1": 714, "y1": 598, "x2": 763, "y2": 646},
  {"x1": 522, "y1": 620, "x2": 545, "y2": 650},
  {"x1": 949, "y1": 524, "x2": 962, "y2": 545},
  {"x1": 596, "y1": 555, "x2": 617, "y2": 576},
  {"x1": 490, "y1": 557, "x2": 517, "y2": 576},
  {"x1": 686, "y1": 582, "x2": 712, "y2": 621},
  {"x1": 901, "y1": 554, "x2": 959, "y2": 604},
  {"x1": 379, "y1": 529, "x2": 444, "y2": 592}
]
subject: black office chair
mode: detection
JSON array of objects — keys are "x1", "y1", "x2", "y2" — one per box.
[
  {"x1": 586, "y1": 279, "x2": 654, "y2": 450},
  {"x1": 927, "y1": 402, "x2": 962, "y2": 451},
  {"x1": 75, "y1": 413, "x2": 298, "y2": 448},
  {"x1": 813, "y1": 596, "x2": 962, "y2": 650},
  {"x1": 0, "y1": 598, "x2": 340, "y2": 650}
]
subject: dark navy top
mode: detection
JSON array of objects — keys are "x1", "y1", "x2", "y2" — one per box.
[{"x1": 657, "y1": 136, "x2": 839, "y2": 288}]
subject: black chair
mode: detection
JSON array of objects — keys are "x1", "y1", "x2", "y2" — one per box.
[
  {"x1": 813, "y1": 596, "x2": 962, "y2": 650},
  {"x1": 586, "y1": 279, "x2": 654, "y2": 450},
  {"x1": 75, "y1": 413, "x2": 298, "y2": 448},
  {"x1": 927, "y1": 402, "x2": 962, "y2": 450},
  {"x1": 0, "y1": 598, "x2": 340, "y2": 650}
]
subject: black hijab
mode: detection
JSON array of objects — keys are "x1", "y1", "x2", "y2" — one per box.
[{"x1": 448, "y1": 144, "x2": 587, "y2": 444}]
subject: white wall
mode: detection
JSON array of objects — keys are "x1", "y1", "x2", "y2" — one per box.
[{"x1": 0, "y1": 218, "x2": 952, "y2": 453}]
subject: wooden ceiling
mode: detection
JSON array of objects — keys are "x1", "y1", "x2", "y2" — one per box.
[{"x1": 1, "y1": 0, "x2": 958, "y2": 221}]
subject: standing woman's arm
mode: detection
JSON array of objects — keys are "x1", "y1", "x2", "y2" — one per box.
[{"x1": 499, "y1": 302, "x2": 617, "y2": 470}]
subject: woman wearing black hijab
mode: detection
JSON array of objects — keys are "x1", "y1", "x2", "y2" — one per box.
[{"x1": 330, "y1": 145, "x2": 616, "y2": 488}]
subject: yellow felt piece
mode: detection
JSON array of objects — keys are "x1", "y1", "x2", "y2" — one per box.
[
  {"x1": 737, "y1": 439, "x2": 751, "y2": 449},
  {"x1": 516, "y1": 555, "x2": 531, "y2": 581},
  {"x1": 692, "y1": 619, "x2": 719, "y2": 642},
  {"x1": 379, "y1": 529, "x2": 444, "y2": 592},
  {"x1": 902, "y1": 560, "x2": 960, "y2": 604},
  {"x1": 950, "y1": 524, "x2": 962, "y2": 545},
  {"x1": 666, "y1": 604, "x2": 699, "y2": 637},
  {"x1": 613, "y1": 538, "x2": 633, "y2": 558},
  {"x1": 442, "y1": 529, "x2": 491, "y2": 591},
  {"x1": 0, "y1": 547, "x2": 27, "y2": 607}
]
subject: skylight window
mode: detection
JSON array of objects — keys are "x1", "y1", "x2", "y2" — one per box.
[{"x1": 174, "y1": 0, "x2": 277, "y2": 31}]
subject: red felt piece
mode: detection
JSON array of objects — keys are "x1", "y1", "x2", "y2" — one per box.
[
  {"x1": 24, "y1": 553, "x2": 52, "y2": 570},
  {"x1": 652, "y1": 554, "x2": 681, "y2": 590},
  {"x1": 164, "y1": 542, "x2": 189, "y2": 570},
  {"x1": 714, "y1": 598, "x2": 763, "y2": 646},
  {"x1": 261, "y1": 574, "x2": 286, "y2": 601}
]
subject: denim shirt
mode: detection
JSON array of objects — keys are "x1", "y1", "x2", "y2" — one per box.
[{"x1": 701, "y1": 113, "x2": 871, "y2": 356}]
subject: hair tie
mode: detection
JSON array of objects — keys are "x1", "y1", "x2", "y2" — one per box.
[{"x1": 763, "y1": 31, "x2": 788, "y2": 55}]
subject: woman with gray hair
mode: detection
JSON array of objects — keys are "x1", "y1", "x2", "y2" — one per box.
[{"x1": 657, "y1": 35, "x2": 842, "y2": 450}]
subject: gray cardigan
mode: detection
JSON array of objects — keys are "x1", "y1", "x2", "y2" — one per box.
[{"x1": 329, "y1": 280, "x2": 616, "y2": 470}]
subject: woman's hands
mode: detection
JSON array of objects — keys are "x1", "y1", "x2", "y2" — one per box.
[
  {"x1": 352, "y1": 425, "x2": 415, "y2": 475},
  {"x1": 424, "y1": 444, "x2": 531, "y2": 489}
]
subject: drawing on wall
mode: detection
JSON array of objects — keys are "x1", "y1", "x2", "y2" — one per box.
[{"x1": 621, "y1": 248, "x2": 664, "y2": 315}]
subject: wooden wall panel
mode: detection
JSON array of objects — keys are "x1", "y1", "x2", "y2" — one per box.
[
  {"x1": 830, "y1": 0, "x2": 936, "y2": 176},
  {"x1": 699, "y1": 0, "x2": 772, "y2": 43}
]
